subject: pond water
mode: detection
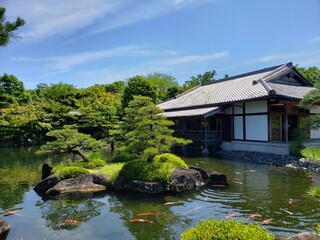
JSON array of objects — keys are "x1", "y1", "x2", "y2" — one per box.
[{"x1": 0, "y1": 147, "x2": 319, "y2": 240}]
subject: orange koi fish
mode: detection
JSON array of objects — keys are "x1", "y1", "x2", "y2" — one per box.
[
  {"x1": 63, "y1": 220, "x2": 82, "y2": 225},
  {"x1": 130, "y1": 219, "x2": 153, "y2": 223},
  {"x1": 246, "y1": 213, "x2": 258, "y2": 220},
  {"x1": 261, "y1": 218, "x2": 273, "y2": 225},
  {"x1": 225, "y1": 213, "x2": 236, "y2": 219},
  {"x1": 3, "y1": 210, "x2": 21, "y2": 216},
  {"x1": 136, "y1": 211, "x2": 160, "y2": 217}
]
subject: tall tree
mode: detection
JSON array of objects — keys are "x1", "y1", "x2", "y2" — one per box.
[
  {"x1": 145, "y1": 73, "x2": 180, "y2": 102},
  {"x1": 121, "y1": 75, "x2": 157, "y2": 108},
  {"x1": 117, "y1": 96, "x2": 191, "y2": 160},
  {"x1": 183, "y1": 70, "x2": 216, "y2": 91},
  {"x1": 0, "y1": 74, "x2": 30, "y2": 107},
  {"x1": 297, "y1": 66, "x2": 320, "y2": 85},
  {"x1": 0, "y1": 7, "x2": 25, "y2": 46}
]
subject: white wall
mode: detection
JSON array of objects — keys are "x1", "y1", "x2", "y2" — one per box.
[
  {"x1": 245, "y1": 100, "x2": 267, "y2": 113},
  {"x1": 234, "y1": 116, "x2": 243, "y2": 140},
  {"x1": 245, "y1": 115, "x2": 268, "y2": 141}
]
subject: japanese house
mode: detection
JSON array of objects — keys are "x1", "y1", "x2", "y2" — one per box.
[{"x1": 158, "y1": 62, "x2": 320, "y2": 155}]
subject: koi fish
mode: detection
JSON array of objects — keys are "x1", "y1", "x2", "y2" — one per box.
[
  {"x1": 63, "y1": 220, "x2": 82, "y2": 225},
  {"x1": 130, "y1": 219, "x2": 153, "y2": 223},
  {"x1": 246, "y1": 213, "x2": 259, "y2": 220},
  {"x1": 225, "y1": 213, "x2": 236, "y2": 219},
  {"x1": 232, "y1": 180, "x2": 243, "y2": 185},
  {"x1": 2, "y1": 210, "x2": 21, "y2": 216},
  {"x1": 212, "y1": 184, "x2": 227, "y2": 187},
  {"x1": 261, "y1": 218, "x2": 273, "y2": 225},
  {"x1": 136, "y1": 211, "x2": 160, "y2": 217},
  {"x1": 164, "y1": 201, "x2": 183, "y2": 206},
  {"x1": 288, "y1": 199, "x2": 294, "y2": 206},
  {"x1": 280, "y1": 208, "x2": 293, "y2": 215}
]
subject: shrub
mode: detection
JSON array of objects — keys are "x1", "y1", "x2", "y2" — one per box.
[
  {"x1": 52, "y1": 165, "x2": 89, "y2": 180},
  {"x1": 300, "y1": 147, "x2": 320, "y2": 163},
  {"x1": 81, "y1": 158, "x2": 106, "y2": 169},
  {"x1": 180, "y1": 219, "x2": 274, "y2": 240},
  {"x1": 306, "y1": 186, "x2": 320, "y2": 198},
  {"x1": 153, "y1": 153, "x2": 188, "y2": 169},
  {"x1": 119, "y1": 154, "x2": 188, "y2": 185},
  {"x1": 110, "y1": 154, "x2": 134, "y2": 163},
  {"x1": 316, "y1": 224, "x2": 320, "y2": 233}
]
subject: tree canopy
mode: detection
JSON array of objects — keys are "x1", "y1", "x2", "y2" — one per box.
[
  {"x1": 183, "y1": 70, "x2": 216, "y2": 91},
  {"x1": 0, "y1": 7, "x2": 25, "y2": 46}
]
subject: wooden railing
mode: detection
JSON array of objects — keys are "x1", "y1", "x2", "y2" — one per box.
[{"x1": 173, "y1": 130, "x2": 222, "y2": 143}]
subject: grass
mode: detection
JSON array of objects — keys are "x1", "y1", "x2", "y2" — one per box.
[
  {"x1": 306, "y1": 186, "x2": 320, "y2": 198},
  {"x1": 89, "y1": 163, "x2": 125, "y2": 183},
  {"x1": 300, "y1": 147, "x2": 320, "y2": 164}
]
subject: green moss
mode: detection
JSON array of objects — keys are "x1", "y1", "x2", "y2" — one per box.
[
  {"x1": 306, "y1": 186, "x2": 320, "y2": 198},
  {"x1": 181, "y1": 219, "x2": 274, "y2": 240},
  {"x1": 119, "y1": 154, "x2": 188, "y2": 185},
  {"x1": 316, "y1": 224, "x2": 320, "y2": 233},
  {"x1": 301, "y1": 147, "x2": 320, "y2": 163},
  {"x1": 52, "y1": 165, "x2": 89, "y2": 180},
  {"x1": 90, "y1": 163, "x2": 124, "y2": 183}
]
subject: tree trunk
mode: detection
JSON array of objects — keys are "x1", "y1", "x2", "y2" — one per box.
[{"x1": 71, "y1": 150, "x2": 89, "y2": 162}]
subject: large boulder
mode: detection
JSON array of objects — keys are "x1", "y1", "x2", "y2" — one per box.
[
  {"x1": 208, "y1": 171, "x2": 228, "y2": 186},
  {"x1": 285, "y1": 233, "x2": 320, "y2": 240},
  {"x1": 169, "y1": 167, "x2": 205, "y2": 193},
  {"x1": 0, "y1": 218, "x2": 10, "y2": 240},
  {"x1": 113, "y1": 176, "x2": 165, "y2": 194},
  {"x1": 46, "y1": 174, "x2": 109, "y2": 196},
  {"x1": 41, "y1": 163, "x2": 52, "y2": 180},
  {"x1": 34, "y1": 174, "x2": 59, "y2": 192},
  {"x1": 189, "y1": 165, "x2": 210, "y2": 184}
]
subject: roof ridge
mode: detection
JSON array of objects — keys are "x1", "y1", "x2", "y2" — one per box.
[{"x1": 201, "y1": 62, "x2": 292, "y2": 87}]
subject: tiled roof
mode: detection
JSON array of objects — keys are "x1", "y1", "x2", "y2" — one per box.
[
  {"x1": 158, "y1": 63, "x2": 314, "y2": 111},
  {"x1": 160, "y1": 107, "x2": 221, "y2": 118}
]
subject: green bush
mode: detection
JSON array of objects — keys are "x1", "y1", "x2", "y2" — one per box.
[
  {"x1": 153, "y1": 153, "x2": 188, "y2": 169},
  {"x1": 306, "y1": 186, "x2": 320, "y2": 198},
  {"x1": 81, "y1": 158, "x2": 106, "y2": 169},
  {"x1": 119, "y1": 154, "x2": 188, "y2": 185},
  {"x1": 110, "y1": 154, "x2": 134, "y2": 163},
  {"x1": 181, "y1": 219, "x2": 274, "y2": 240},
  {"x1": 53, "y1": 165, "x2": 89, "y2": 180},
  {"x1": 301, "y1": 147, "x2": 320, "y2": 163},
  {"x1": 316, "y1": 224, "x2": 320, "y2": 233}
]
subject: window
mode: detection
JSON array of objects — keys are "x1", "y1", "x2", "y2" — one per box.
[{"x1": 270, "y1": 115, "x2": 282, "y2": 141}]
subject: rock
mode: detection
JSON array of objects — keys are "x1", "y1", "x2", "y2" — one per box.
[
  {"x1": 41, "y1": 163, "x2": 52, "y2": 180},
  {"x1": 112, "y1": 176, "x2": 165, "y2": 194},
  {"x1": 208, "y1": 172, "x2": 228, "y2": 186},
  {"x1": 0, "y1": 218, "x2": 10, "y2": 240},
  {"x1": 286, "y1": 233, "x2": 320, "y2": 240},
  {"x1": 46, "y1": 174, "x2": 109, "y2": 196},
  {"x1": 189, "y1": 165, "x2": 210, "y2": 184},
  {"x1": 169, "y1": 167, "x2": 205, "y2": 193},
  {"x1": 34, "y1": 174, "x2": 59, "y2": 192}
]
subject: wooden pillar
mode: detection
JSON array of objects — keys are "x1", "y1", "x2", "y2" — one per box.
[{"x1": 202, "y1": 118, "x2": 209, "y2": 154}]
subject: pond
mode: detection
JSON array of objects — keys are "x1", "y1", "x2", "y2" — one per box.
[{"x1": 0, "y1": 147, "x2": 319, "y2": 240}]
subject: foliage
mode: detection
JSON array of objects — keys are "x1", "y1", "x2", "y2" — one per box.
[
  {"x1": 110, "y1": 154, "x2": 135, "y2": 163},
  {"x1": 153, "y1": 153, "x2": 188, "y2": 169},
  {"x1": 145, "y1": 72, "x2": 180, "y2": 102},
  {"x1": 0, "y1": 7, "x2": 25, "y2": 46},
  {"x1": 121, "y1": 75, "x2": 157, "y2": 108},
  {"x1": 105, "y1": 81, "x2": 126, "y2": 94},
  {"x1": 36, "y1": 128, "x2": 104, "y2": 162},
  {"x1": 0, "y1": 74, "x2": 30, "y2": 107},
  {"x1": 180, "y1": 219, "x2": 274, "y2": 240},
  {"x1": 119, "y1": 154, "x2": 188, "y2": 184},
  {"x1": 90, "y1": 163, "x2": 125, "y2": 183},
  {"x1": 116, "y1": 96, "x2": 191, "y2": 160},
  {"x1": 289, "y1": 129, "x2": 309, "y2": 156},
  {"x1": 183, "y1": 70, "x2": 216, "y2": 91},
  {"x1": 297, "y1": 66, "x2": 320, "y2": 85},
  {"x1": 52, "y1": 165, "x2": 89, "y2": 180},
  {"x1": 300, "y1": 147, "x2": 320, "y2": 163},
  {"x1": 306, "y1": 186, "x2": 320, "y2": 198},
  {"x1": 316, "y1": 224, "x2": 320, "y2": 233}
]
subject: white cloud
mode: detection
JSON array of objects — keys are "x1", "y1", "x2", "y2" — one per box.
[
  {"x1": 154, "y1": 51, "x2": 229, "y2": 66},
  {"x1": 257, "y1": 51, "x2": 320, "y2": 63},
  {"x1": 2, "y1": 0, "x2": 212, "y2": 41}
]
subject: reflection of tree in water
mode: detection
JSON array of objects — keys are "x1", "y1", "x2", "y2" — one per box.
[
  {"x1": 108, "y1": 192, "x2": 192, "y2": 240},
  {"x1": 37, "y1": 193, "x2": 105, "y2": 230}
]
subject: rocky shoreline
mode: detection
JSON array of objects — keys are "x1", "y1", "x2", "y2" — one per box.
[{"x1": 218, "y1": 150, "x2": 320, "y2": 171}]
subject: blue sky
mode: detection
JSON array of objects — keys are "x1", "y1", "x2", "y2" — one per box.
[{"x1": 1, "y1": 0, "x2": 319, "y2": 89}]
